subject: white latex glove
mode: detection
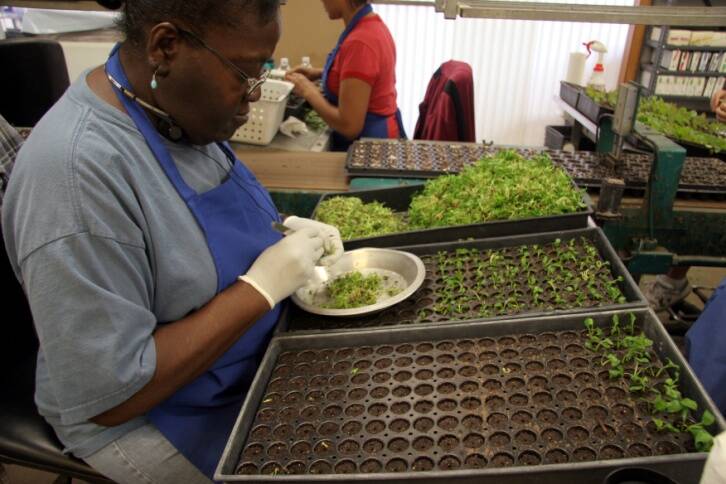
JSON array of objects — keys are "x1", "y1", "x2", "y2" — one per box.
[
  {"x1": 701, "y1": 430, "x2": 726, "y2": 484},
  {"x1": 283, "y1": 216, "x2": 343, "y2": 266},
  {"x1": 238, "y1": 227, "x2": 324, "y2": 309}
]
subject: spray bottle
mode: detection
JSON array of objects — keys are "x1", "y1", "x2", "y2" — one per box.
[{"x1": 584, "y1": 40, "x2": 608, "y2": 91}]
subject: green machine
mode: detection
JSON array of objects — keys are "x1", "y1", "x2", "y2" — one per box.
[{"x1": 589, "y1": 83, "x2": 726, "y2": 278}]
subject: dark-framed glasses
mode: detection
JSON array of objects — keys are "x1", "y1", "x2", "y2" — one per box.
[{"x1": 176, "y1": 26, "x2": 269, "y2": 98}]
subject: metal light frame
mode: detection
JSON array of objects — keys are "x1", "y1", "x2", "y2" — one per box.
[{"x1": 3, "y1": 0, "x2": 726, "y2": 26}]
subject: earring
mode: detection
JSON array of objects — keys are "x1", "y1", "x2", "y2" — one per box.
[{"x1": 150, "y1": 68, "x2": 159, "y2": 90}]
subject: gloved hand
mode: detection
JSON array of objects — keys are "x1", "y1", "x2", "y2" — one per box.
[
  {"x1": 238, "y1": 227, "x2": 324, "y2": 309},
  {"x1": 700, "y1": 430, "x2": 726, "y2": 483},
  {"x1": 283, "y1": 216, "x2": 343, "y2": 266}
]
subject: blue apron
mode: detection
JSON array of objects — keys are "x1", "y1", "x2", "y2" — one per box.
[
  {"x1": 106, "y1": 45, "x2": 282, "y2": 479},
  {"x1": 321, "y1": 4, "x2": 406, "y2": 151},
  {"x1": 686, "y1": 277, "x2": 726, "y2": 415}
]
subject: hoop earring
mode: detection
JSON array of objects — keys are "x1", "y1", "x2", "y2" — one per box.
[{"x1": 150, "y1": 68, "x2": 159, "y2": 90}]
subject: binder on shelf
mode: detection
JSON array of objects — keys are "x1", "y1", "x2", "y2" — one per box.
[
  {"x1": 650, "y1": 26, "x2": 661, "y2": 42},
  {"x1": 679, "y1": 51, "x2": 690, "y2": 71},
  {"x1": 696, "y1": 78, "x2": 706, "y2": 97},
  {"x1": 660, "y1": 50, "x2": 679, "y2": 71},
  {"x1": 690, "y1": 31, "x2": 719, "y2": 47},
  {"x1": 706, "y1": 77, "x2": 719, "y2": 98},
  {"x1": 715, "y1": 53, "x2": 725, "y2": 73},
  {"x1": 690, "y1": 52, "x2": 701, "y2": 72},
  {"x1": 667, "y1": 29, "x2": 693, "y2": 46}
]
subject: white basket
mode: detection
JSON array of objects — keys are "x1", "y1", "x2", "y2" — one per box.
[{"x1": 230, "y1": 79, "x2": 294, "y2": 145}]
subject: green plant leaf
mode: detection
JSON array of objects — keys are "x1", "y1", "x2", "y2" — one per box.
[
  {"x1": 701, "y1": 410, "x2": 716, "y2": 427},
  {"x1": 680, "y1": 398, "x2": 698, "y2": 411}
]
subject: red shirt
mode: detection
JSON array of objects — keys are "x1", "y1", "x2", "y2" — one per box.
[{"x1": 326, "y1": 14, "x2": 399, "y2": 135}]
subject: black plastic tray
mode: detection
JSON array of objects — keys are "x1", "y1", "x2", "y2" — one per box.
[
  {"x1": 345, "y1": 139, "x2": 484, "y2": 179},
  {"x1": 278, "y1": 227, "x2": 646, "y2": 335},
  {"x1": 312, "y1": 184, "x2": 593, "y2": 249},
  {"x1": 677, "y1": 140, "x2": 726, "y2": 162},
  {"x1": 285, "y1": 94, "x2": 307, "y2": 121},
  {"x1": 554, "y1": 154, "x2": 726, "y2": 196},
  {"x1": 576, "y1": 92, "x2": 614, "y2": 124},
  {"x1": 345, "y1": 139, "x2": 549, "y2": 179},
  {"x1": 559, "y1": 81, "x2": 582, "y2": 109},
  {"x1": 544, "y1": 126, "x2": 572, "y2": 150},
  {"x1": 216, "y1": 308, "x2": 725, "y2": 483}
]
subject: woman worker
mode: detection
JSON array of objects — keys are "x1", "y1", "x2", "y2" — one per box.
[
  {"x1": 1, "y1": 1, "x2": 342, "y2": 482},
  {"x1": 285, "y1": 0, "x2": 406, "y2": 151}
]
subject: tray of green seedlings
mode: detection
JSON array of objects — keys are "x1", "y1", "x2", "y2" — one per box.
[
  {"x1": 216, "y1": 308, "x2": 725, "y2": 483},
  {"x1": 318, "y1": 150, "x2": 592, "y2": 249},
  {"x1": 345, "y1": 139, "x2": 550, "y2": 178},
  {"x1": 576, "y1": 87, "x2": 615, "y2": 124},
  {"x1": 278, "y1": 227, "x2": 645, "y2": 334},
  {"x1": 581, "y1": 88, "x2": 726, "y2": 158}
]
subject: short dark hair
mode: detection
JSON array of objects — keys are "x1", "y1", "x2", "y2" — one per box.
[{"x1": 118, "y1": 0, "x2": 280, "y2": 48}]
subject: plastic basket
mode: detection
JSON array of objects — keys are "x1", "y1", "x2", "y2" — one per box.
[{"x1": 230, "y1": 79, "x2": 293, "y2": 145}]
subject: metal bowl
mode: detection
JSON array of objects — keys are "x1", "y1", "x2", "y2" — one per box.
[{"x1": 291, "y1": 248, "x2": 425, "y2": 317}]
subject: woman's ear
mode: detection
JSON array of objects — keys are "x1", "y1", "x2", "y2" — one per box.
[{"x1": 146, "y1": 22, "x2": 183, "y2": 69}]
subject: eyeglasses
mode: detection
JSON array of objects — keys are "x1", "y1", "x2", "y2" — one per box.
[{"x1": 176, "y1": 26, "x2": 269, "y2": 98}]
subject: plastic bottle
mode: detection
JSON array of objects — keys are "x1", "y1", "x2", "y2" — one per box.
[
  {"x1": 278, "y1": 57, "x2": 290, "y2": 72},
  {"x1": 269, "y1": 57, "x2": 290, "y2": 80},
  {"x1": 584, "y1": 40, "x2": 608, "y2": 91}
]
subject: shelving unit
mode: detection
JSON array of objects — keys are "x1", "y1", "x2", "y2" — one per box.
[{"x1": 639, "y1": 25, "x2": 726, "y2": 113}]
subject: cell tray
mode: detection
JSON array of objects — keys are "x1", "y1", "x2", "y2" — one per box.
[
  {"x1": 313, "y1": 184, "x2": 592, "y2": 249},
  {"x1": 345, "y1": 138, "x2": 553, "y2": 179},
  {"x1": 216, "y1": 308, "x2": 725, "y2": 483},
  {"x1": 345, "y1": 139, "x2": 726, "y2": 196},
  {"x1": 278, "y1": 227, "x2": 646, "y2": 335}
]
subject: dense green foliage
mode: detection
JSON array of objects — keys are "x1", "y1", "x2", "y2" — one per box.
[
  {"x1": 407, "y1": 150, "x2": 585, "y2": 228},
  {"x1": 316, "y1": 151, "x2": 584, "y2": 239},
  {"x1": 585, "y1": 86, "x2": 619, "y2": 108},
  {"x1": 584, "y1": 87, "x2": 726, "y2": 153},
  {"x1": 315, "y1": 196, "x2": 406, "y2": 240},
  {"x1": 322, "y1": 271, "x2": 383, "y2": 309},
  {"x1": 304, "y1": 110, "x2": 327, "y2": 132}
]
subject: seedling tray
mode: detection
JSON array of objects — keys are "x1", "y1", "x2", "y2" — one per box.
[
  {"x1": 345, "y1": 141, "x2": 726, "y2": 195},
  {"x1": 559, "y1": 81, "x2": 582, "y2": 109},
  {"x1": 575, "y1": 92, "x2": 614, "y2": 124},
  {"x1": 216, "y1": 308, "x2": 725, "y2": 483},
  {"x1": 279, "y1": 227, "x2": 645, "y2": 334},
  {"x1": 544, "y1": 125, "x2": 572, "y2": 150},
  {"x1": 677, "y1": 140, "x2": 726, "y2": 162},
  {"x1": 345, "y1": 139, "x2": 559, "y2": 179},
  {"x1": 312, "y1": 185, "x2": 592, "y2": 249},
  {"x1": 554, "y1": 153, "x2": 726, "y2": 195}
]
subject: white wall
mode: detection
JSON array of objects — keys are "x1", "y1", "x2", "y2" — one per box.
[
  {"x1": 375, "y1": 2, "x2": 634, "y2": 146},
  {"x1": 59, "y1": 41, "x2": 114, "y2": 82}
]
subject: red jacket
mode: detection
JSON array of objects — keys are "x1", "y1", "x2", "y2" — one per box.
[{"x1": 414, "y1": 60, "x2": 475, "y2": 142}]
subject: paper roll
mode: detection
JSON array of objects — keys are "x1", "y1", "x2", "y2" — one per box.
[{"x1": 565, "y1": 52, "x2": 587, "y2": 87}]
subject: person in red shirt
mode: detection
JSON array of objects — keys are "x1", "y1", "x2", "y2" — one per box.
[{"x1": 285, "y1": 0, "x2": 405, "y2": 151}]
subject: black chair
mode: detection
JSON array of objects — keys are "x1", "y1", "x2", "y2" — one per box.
[
  {"x1": 0, "y1": 38, "x2": 70, "y2": 127},
  {"x1": 0, "y1": 232, "x2": 113, "y2": 483}
]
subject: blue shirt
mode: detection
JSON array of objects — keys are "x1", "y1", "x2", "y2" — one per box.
[{"x1": 2, "y1": 71, "x2": 233, "y2": 458}]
